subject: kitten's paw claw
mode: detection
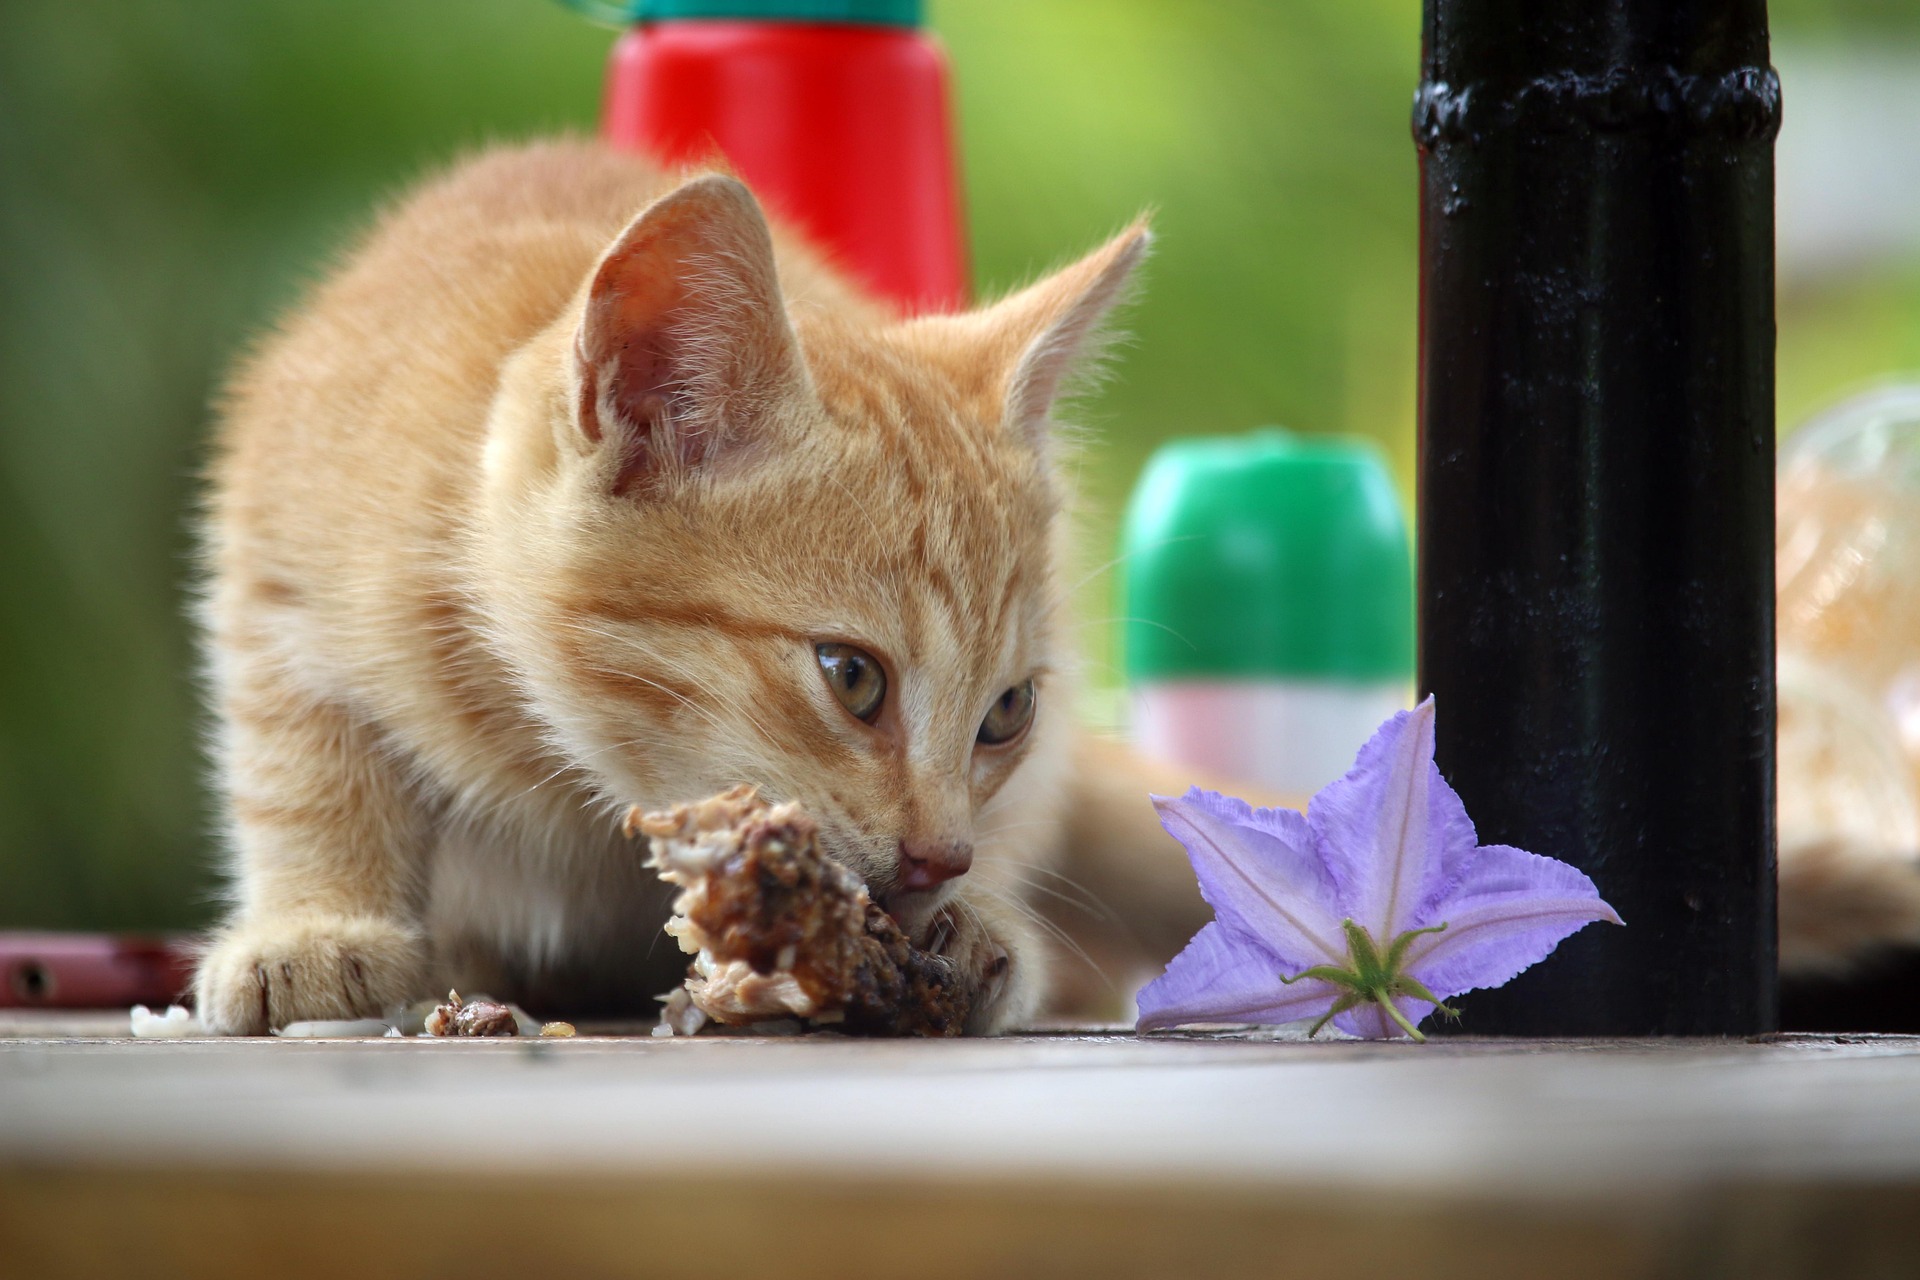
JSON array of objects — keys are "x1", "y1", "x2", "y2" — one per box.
[
  {"x1": 195, "y1": 913, "x2": 425, "y2": 1035},
  {"x1": 923, "y1": 912, "x2": 956, "y2": 958},
  {"x1": 930, "y1": 901, "x2": 1033, "y2": 1036}
]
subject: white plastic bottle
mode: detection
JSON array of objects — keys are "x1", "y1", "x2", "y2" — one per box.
[{"x1": 1120, "y1": 429, "x2": 1413, "y2": 799}]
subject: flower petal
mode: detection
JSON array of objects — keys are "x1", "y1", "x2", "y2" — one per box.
[
  {"x1": 1401, "y1": 844, "x2": 1623, "y2": 999},
  {"x1": 1416, "y1": 758, "x2": 1482, "y2": 919},
  {"x1": 1135, "y1": 921, "x2": 1344, "y2": 1031},
  {"x1": 1307, "y1": 697, "x2": 1459, "y2": 938},
  {"x1": 1152, "y1": 789, "x2": 1347, "y2": 969}
]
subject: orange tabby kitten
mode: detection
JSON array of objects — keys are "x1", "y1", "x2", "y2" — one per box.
[{"x1": 193, "y1": 140, "x2": 1209, "y2": 1034}]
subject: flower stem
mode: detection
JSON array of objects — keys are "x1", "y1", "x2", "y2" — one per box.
[
  {"x1": 1380, "y1": 998, "x2": 1427, "y2": 1042},
  {"x1": 1281, "y1": 918, "x2": 1455, "y2": 1041}
]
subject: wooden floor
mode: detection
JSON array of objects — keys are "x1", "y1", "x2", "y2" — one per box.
[{"x1": 4, "y1": 1019, "x2": 1920, "y2": 1278}]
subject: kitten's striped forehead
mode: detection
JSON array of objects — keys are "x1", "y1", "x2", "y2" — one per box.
[{"x1": 797, "y1": 321, "x2": 1061, "y2": 675}]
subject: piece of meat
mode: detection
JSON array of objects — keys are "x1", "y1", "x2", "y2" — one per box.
[
  {"x1": 423, "y1": 989, "x2": 519, "y2": 1037},
  {"x1": 634, "y1": 785, "x2": 977, "y2": 1037}
]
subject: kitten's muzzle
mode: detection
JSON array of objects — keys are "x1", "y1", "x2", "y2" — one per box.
[{"x1": 895, "y1": 838, "x2": 972, "y2": 891}]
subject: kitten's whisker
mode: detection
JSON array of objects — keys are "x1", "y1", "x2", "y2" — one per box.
[
  {"x1": 624, "y1": 644, "x2": 791, "y2": 757},
  {"x1": 969, "y1": 883, "x2": 1108, "y2": 983},
  {"x1": 973, "y1": 810, "x2": 1050, "y2": 831},
  {"x1": 1019, "y1": 861, "x2": 1119, "y2": 898},
  {"x1": 586, "y1": 666, "x2": 741, "y2": 745},
  {"x1": 515, "y1": 734, "x2": 666, "y2": 810},
  {"x1": 520, "y1": 758, "x2": 587, "y2": 799},
  {"x1": 1045, "y1": 534, "x2": 1205, "y2": 625},
  {"x1": 553, "y1": 619, "x2": 787, "y2": 758},
  {"x1": 973, "y1": 787, "x2": 1039, "y2": 824},
  {"x1": 984, "y1": 871, "x2": 1115, "y2": 922},
  {"x1": 1071, "y1": 616, "x2": 1196, "y2": 649},
  {"x1": 954, "y1": 890, "x2": 1105, "y2": 986},
  {"x1": 1060, "y1": 543, "x2": 1148, "y2": 601},
  {"x1": 977, "y1": 863, "x2": 1119, "y2": 923},
  {"x1": 979, "y1": 864, "x2": 1117, "y2": 921},
  {"x1": 511, "y1": 729, "x2": 663, "y2": 801}
]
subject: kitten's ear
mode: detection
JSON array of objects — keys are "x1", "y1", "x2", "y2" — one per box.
[
  {"x1": 972, "y1": 222, "x2": 1151, "y2": 447},
  {"x1": 573, "y1": 174, "x2": 807, "y2": 493}
]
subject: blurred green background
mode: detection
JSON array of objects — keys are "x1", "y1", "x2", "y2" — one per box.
[{"x1": 3, "y1": 0, "x2": 1917, "y2": 929}]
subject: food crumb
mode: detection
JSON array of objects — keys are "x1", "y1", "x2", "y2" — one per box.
[
  {"x1": 275, "y1": 1018, "x2": 393, "y2": 1039},
  {"x1": 423, "y1": 990, "x2": 519, "y2": 1037},
  {"x1": 538, "y1": 1021, "x2": 576, "y2": 1038},
  {"x1": 129, "y1": 1004, "x2": 203, "y2": 1039}
]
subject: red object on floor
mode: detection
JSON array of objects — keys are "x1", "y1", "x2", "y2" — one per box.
[
  {"x1": 601, "y1": 16, "x2": 968, "y2": 314},
  {"x1": 0, "y1": 933, "x2": 195, "y2": 1009}
]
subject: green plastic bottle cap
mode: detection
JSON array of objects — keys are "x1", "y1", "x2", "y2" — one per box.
[
  {"x1": 634, "y1": 0, "x2": 921, "y2": 24},
  {"x1": 1121, "y1": 429, "x2": 1414, "y2": 683}
]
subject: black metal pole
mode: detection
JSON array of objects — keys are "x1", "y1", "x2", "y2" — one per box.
[{"x1": 1415, "y1": 2, "x2": 1780, "y2": 1035}]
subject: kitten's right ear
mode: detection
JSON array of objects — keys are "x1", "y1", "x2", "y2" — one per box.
[{"x1": 573, "y1": 174, "x2": 807, "y2": 495}]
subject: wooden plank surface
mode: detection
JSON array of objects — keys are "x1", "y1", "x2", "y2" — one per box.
[
  {"x1": 14, "y1": 1167, "x2": 1920, "y2": 1280},
  {"x1": 4, "y1": 1027, "x2": 1919, "y2": 1277}
]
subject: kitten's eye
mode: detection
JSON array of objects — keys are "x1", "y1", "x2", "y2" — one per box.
[
  {"x1": 816, "y1": 643, "x2": 887, "y2": 724},
  {"x1": 978, "y1": 680, "x2": 1036, "y2": 746}
]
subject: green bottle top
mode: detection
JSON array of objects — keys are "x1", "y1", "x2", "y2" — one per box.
[
  {"x1": 629, "y1": 0, "x2": 921, "y2": 23},
  {"x1": 1121, "y1": 429, "x2": 1414, "y2": 683}
]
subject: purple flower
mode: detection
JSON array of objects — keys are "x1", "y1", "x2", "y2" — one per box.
[{"x1": 1135, "y1": 697, "x2": 1622, "y2": 1040}]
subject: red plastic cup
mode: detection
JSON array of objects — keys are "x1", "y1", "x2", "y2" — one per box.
[
  {"x1": 0, "y1": 933, "x2": 196, "y2": 1009},
  {"x1": 600, "y1": 1, "x2": 968, "y2": 315}
]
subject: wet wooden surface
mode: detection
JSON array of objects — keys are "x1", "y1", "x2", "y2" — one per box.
[{"x1": 4, "y1": 1019, "x2": 1919, "y2": 1277}]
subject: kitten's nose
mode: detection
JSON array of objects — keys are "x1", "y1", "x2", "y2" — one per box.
[{"x1": 897, "y1": 838, "x2": 973, "y2": 890}]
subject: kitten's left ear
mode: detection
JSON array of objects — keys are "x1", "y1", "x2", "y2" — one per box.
[
  {"x1": 573, "y1": 174, "x2": 808, "y2": 494},
  {"x1": 921, "y1": 221, "x2": 1150, "y2": 448}
]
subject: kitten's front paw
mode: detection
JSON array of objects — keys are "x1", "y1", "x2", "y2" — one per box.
[
  {"x1": 195, "y1": 913, "x2": 426, "y2": 1035},
  {"x1": 929, "y1": 895, "x2": 1043, "y2": 1036}
]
